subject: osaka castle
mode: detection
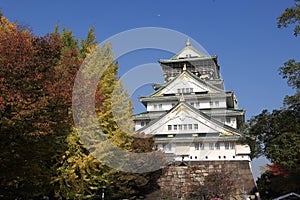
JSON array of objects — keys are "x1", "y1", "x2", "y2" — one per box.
[{"x1": 134, "y1": 39, "x2": 251, "y2": 164}]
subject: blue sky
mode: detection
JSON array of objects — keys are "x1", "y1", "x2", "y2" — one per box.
[
  {"x1": 2, "y1": 0, "x2": 298, "y2": 118},
  {"x1": 1, "y1": 0, "x2": 298, "y2": 180}
]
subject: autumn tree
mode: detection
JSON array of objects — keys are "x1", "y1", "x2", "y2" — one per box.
[
  {"x1": 0, "y1": 13, "x2": 98, "y2": 198},
  {"x1": 0, "y1": 12, "x2": 162, "y2": 199},
  {"x1": 51, "y1": 28, "x2": 162, "y2": 199},
  {"x1": 0, "y1": 13, "x2": 65, "y2": 198}
]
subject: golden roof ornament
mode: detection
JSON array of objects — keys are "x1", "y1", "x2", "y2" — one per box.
[
  {"x1": 183, "y1": 63, "x2": 187, "y2": 71},
  {"x1": 179, "y1": 93, "x2": 185, "y2": 102},
  {"x1": 186, "y1": 38, "x2": 191, "y2": 46}
]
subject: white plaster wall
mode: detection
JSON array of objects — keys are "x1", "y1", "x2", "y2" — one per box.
[
  {"x1": 146, "y1": 98, "x2": 227, "y2": 112},
  {"x1": 215, "y1": 117, "x2": 237, "y2": 129},
  {"x1": 188, "y1": 142, "x2": 238, "y2": 160},
  {"x1": 187, "y1": 98, "x2": 226, "y2": 109},
  {"x1": 225, "y1": 117, "x2": 237, "y2": 128},
  {"x1": 135, "y1": 124, "x2": 142, "y2": 131},
  {"x1": 158, "y1": 142, "x2": 250, "y2": 161},
  {"x1": 160, "y1": 74, "x2": 217, "y2": 95},
  {"x1": 146, "y1": 101, "x2": 177, "y2": 112},
  {"x1": 158, "y1": 143, "x2": 176, "y2": 153},
  {"x1": 178, "y1": 49, "x2": 201, "y2": 58},
  {"x1": 165, "y1": 80, "x2": 206, "y2": 94}
]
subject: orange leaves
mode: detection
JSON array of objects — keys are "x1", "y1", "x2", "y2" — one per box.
[
  {"x1": 267, "y1": 163, "x2": 288, "y2": 178},
  {"x1": 0, "y1": 14, "x2": 80, "y2": 136}
]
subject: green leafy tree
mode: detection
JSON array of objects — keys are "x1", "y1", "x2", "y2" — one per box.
[
  {"x1": 245, "y1": 2, "x2": 300, "y2": 198},
  {"x1": 53, "y1": 40, "x2": 162, "y2": 199},
  {"x1": 277, "y1": 0, "x2": 300, "y2": 37}
]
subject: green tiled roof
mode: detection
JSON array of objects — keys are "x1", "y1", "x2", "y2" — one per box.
[
  {"x1": 134, "y1": 111, "x2": 167, "y2": 120},
  {"x1": 134, "y1": 108, "x2": 244, "y2": 121},
  {"x1": 159, "y1": 56, "x2": 214, "y2": 63},
  {"x1": 155, "y1": 136, "x2": 240, "y2": 143},
  {"x1": 148, "y1": 70, "x2": 225, "y2": 97},
  {"x1": 139, "y1": 92, "x2": 233, "y2": 103}
]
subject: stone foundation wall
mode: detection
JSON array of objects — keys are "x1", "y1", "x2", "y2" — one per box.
[{"x1": 146, "y1": 161, "x2": 256, "y2": 200}]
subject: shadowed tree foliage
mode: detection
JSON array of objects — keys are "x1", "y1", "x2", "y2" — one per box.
[{"x1": 0, "y1": 13, "x2": 66, "y2": 197}]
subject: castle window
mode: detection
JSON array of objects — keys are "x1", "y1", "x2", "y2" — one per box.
[
  {"x1": 225, "y1": 142, "x2": 230, "y2": 149},
  {"x1": 188, "y1": 124, "x2": 193, "y2": 130},
  {"x1": 195, "y1": 143, "x2": 204, "y2": 150},
  {"x1": 215, "y1": 101, "x2": 219, "y2": 107},
  {"x1": 215, "y1": 142, "x2": 220, "y2": 150},
  {"x1": 191, "y1": 102, "x2": 194, "y2": 106},
  {"x1": 178, "y1": 124, "x2": 182, "y2": 130},
  {"x1": 141, "y1": 121, "x2": 145, "y2": 126},
  {"x1": 186, "y1": 88, "x2": 190, "y2": 93},
  {"x1": 173, "y1": 125, "x2": 177, "y2": 130},
  {"x1": 183, "y1": 124, "x2": 187, "y2": 130},
  {"x1": 194, "y1": 124, "x2": 198, "y2": 130},
  {"x1": 190, "y1": 156, "x2": 192, "y2": 159},
  {"x1": 223, "y1": 156, "x2": 226, "y2": 159},
  {"x1": 219, "y1": 156, "x2": 221, "y2": 159},
  {"x1": 154, "y1": 104, "x2": 157, "y2": 110},
  {"x1": 172, "y1": 103, "x2": 175, "y2": 107},
  {"x1": 196, "y1": 102, "x2": 200, "y2": 107},
  {"x1": 209, "y1": 101, "x2": 213, "y2": 107},
  {"x1": 226, "y1": 118, "x2": 231, "y2": 124},
  {"x1": 209, "y1": 143, "x2": 214, "y2": 150},
  {"x1": 168, "y1": 125, "x2": 172, "y2": 130},
  {"x1": 159, "y1": 104, "x2": 162, "y2": 109},
  {"x1": 230, "y1": 142, "x2": 235, "y2": 149},
  {"x1": 233, "y1": 156, "x2": 235, "y2": 159},
  {"x1": 195, "y1": 156, "x2": 197, "y2": 159},
  {"x1": 190, "y1": 88, "x2": 193, "y2": 93},
  {"x1": 200, "y1": 143, "x2": 204, "y2": 150},
  {"x1": 177, "y1": 89, "x2": 181, "y2": 93}
]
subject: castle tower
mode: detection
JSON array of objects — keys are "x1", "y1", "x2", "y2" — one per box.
[
  {"x1": 134, "y1": 40, "x2": 256, "y2": 198},
  {"x1": 134, "y1": 39, "x2": 250, "y2": 163}
]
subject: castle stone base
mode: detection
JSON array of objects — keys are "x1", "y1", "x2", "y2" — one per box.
[{"x1": 146, "y1": 160, "x2": 256, "y2": 200}]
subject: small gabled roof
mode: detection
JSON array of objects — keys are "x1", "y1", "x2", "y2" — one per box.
[
  {"x1": 171, "y1": 38, "x2": 209, "y2": 60},
  {"x1": 149, "y1": 69, "x2": 224, "y2": 97},
  {"x1": 138, "y1": 100, "x2": 241, "y2": 137}
]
